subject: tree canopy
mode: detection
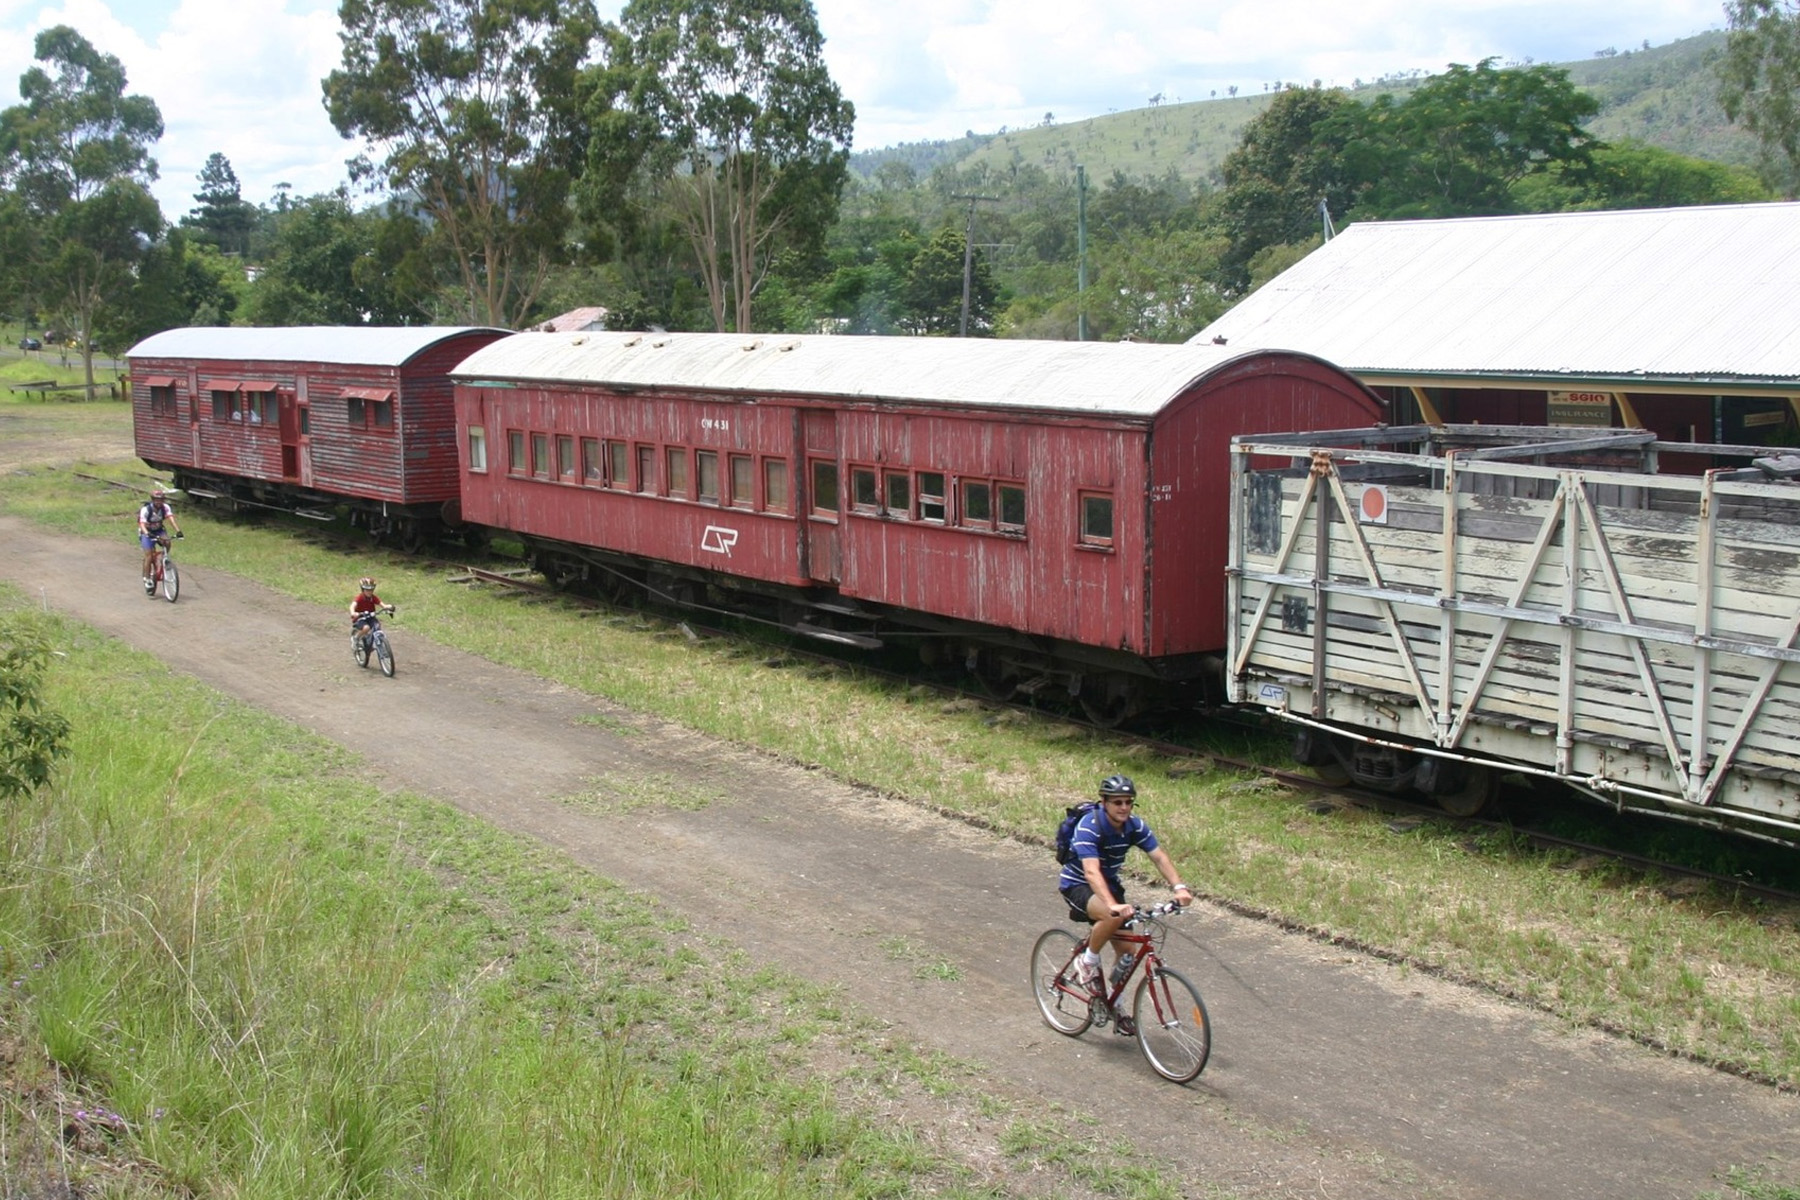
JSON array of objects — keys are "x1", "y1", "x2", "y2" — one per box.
[
  {"x1": 1720, "y1": 0, "x2": 1800, "y2": 194},
  {"x1": 323, "y1": 0, "x2": 600, "y2": 327},
  {"x1": 0, "y1": 25, "x2": 164, "y2": 379},
  {"x1": 584, "y1": 0, "x2": 854, "y2": 332}
]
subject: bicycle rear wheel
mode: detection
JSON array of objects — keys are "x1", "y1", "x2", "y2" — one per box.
[
  {"x1": 376, "y1": 634, "x2": 395, "y2": 677},
  {"x1": 161, "y1": 559, "x2": 179, "y2": 602},
  {"x1": 1030, "y1": 928, "x2": 1093, "y2": 1036},
  {"x1": 1133, "y1": 966, "x2": 1211, "y2": 1083}
]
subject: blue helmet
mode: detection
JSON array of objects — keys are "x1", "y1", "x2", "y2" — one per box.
[{"x1": 1099, "y1": 774, "x2": 1136, "y2": 798}]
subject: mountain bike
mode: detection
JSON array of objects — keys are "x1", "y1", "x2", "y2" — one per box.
[
  {"x1": 352, "y1": 605, "x2": 397, "y2": 677},
  {"x1": 1029, "y1": 900, "x2": 1211, "y2": 1083},
  {"x1": 145, "y1": 532, "x2": 181, "y2": 602}
]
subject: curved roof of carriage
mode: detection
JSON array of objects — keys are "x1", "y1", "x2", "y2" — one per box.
[
  {"x1": 1191, "y1": 202, "x2": 1800, "y2": 394},
  {"x1": 127, "y1": 326, "x2": 507, "y2": 367},
  {"x1": 450, "y1": 330, "x2": 1348, "y2": 417}
]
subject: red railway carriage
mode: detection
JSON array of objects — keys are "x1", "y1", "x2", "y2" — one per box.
[
  {"x1": 130, "y1": 326, "x2": 507, "y2": 547},
  {"x1": 452, "y1": 332, "x2": 1383, "y2": 717}
]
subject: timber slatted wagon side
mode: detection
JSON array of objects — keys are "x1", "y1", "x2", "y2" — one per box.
[
  {"x1": 129, "y1": 326, "x2": 507, "y2": 550},
  {"x1": 1227, "y1": 423, "x2": 1800, "y2": 843}
]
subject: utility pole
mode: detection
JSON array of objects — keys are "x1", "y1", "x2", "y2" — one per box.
[
  {"x1": 953, "y1": 193, "x2": 997, "y2": 337},
  {"x1": 1077, "y1": 165, "x2": 1089, "y2": 341}
]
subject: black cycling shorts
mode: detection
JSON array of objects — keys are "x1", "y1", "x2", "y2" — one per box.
[{"x1": 1060, "y1": 881, "x2": 1125, "y2": 922}]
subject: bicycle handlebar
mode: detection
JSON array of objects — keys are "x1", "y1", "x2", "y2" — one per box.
[{"x1": 1119, "y1": 900, "x2": 1185, "y2": 928}]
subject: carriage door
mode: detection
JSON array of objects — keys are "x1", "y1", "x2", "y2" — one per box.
[
  {"x1": 293, "y1": 377, "x2": 313, "y2": 488},
  {"x1": 188, "y1": 371, "x2": 202, "y2": 465},
  {"x1": 279, "y1": 383, "x2": 302, "y2": 480},
  {"x1": 802, "y1": 409, "x2": 840, "y2": 584}
]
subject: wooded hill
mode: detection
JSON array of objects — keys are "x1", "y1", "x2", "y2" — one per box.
[{"x1": 850, "y1": 31, "x2": 1761, "y2": 186}]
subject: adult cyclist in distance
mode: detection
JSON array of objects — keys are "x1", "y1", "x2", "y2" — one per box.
[
  {"x1": 1058, "y1": 774, "x2": 1194, "y2": 995},
  {"x1": 138, "y1": 487, "x2": 181, "y2": 591}
]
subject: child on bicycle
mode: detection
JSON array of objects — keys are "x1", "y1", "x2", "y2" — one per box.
[
  {"x1": 138, "y1": 487, "x2": 181, "y2": 590},
  {"x1": 1058, "y1": 774, "x2": 1194, "y2": 997},
  {"x1": 350, "y1": 577, "x2": 392, "y2": 647}
]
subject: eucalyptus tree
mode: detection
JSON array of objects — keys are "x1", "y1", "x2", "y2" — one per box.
[
  {"x1": 585, "y1": 0, "x2": 854, "y2": 332},
  {"x1": 323, "y1": 0, "x2": 600, "y2": 328},
  {"x1": 1720, "y1": 0, "x2": 1800, "y2": 194},
  {"x1": 0, "y1": 25, "x2": 163, "y2": 384}
]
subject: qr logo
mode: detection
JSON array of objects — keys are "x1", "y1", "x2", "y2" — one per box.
[{"x1": 701, "y1": 525, "x2": 739, "y2": 556}]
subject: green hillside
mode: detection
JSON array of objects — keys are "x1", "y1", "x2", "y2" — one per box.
[{"x1": 849, "y1": 31, "x2": 1763, "y2": 185}]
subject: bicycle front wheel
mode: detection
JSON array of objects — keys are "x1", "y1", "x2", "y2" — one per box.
[
  {"x1": 376, "y1": 634, "x2": 395, "y2": 677},
  {"x1": 161, "y1": 559, "x2": 179, "y2": 602},
  {"x1": 1133, "y1": 966, "x2": 1211, "y2": 1083},
  {"x1": 1030, "y1": 928, "x2": 1093, "y2": 1036}
]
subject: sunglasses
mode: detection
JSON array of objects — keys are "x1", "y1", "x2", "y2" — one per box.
[{"x1": 1105, "y1": 797, "x2": 1135, "y2": 806}]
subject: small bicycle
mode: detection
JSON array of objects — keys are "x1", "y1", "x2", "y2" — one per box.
[
  {"x1": 352, "y1": 605, "x2": 397, "y2": 677},
  {"x1": 145, "y1": 532, "x2": 181, "y2": 602},
  {"x1": 1029, "y1": 900, "x2": 1212, "y2": 1083}
]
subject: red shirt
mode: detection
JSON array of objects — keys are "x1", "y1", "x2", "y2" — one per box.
[{"x1": 351, "y1": 592, "x2": 383, "y2": 615}]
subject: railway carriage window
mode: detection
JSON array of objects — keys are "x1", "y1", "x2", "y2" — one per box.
[
  {"x1": 212, "y1": 391, "x2": 235, "y2": 422},
  {"x1": 850, "y1": 467, "x2": 879, "y2": 512},
  {"x1": 763, "y1": 458, "x2": 789, "y2": 512},
  {"x1": 299, "y1": 406, "x2": 310, "y2": 435},
  {"x1": 467, "y1": 425, "x2": 487, "y2": 472},
  {"x1": 961, "y1": 480, "x2": 992, "y2": 527},
  {"x1": 884, "y1": 471, "x2": 911, "y2": 518},
  {"x1": 370, "y1": 398, "x2": 393, "y2": 430},
  {"x1": 667, "y1": 446, "x2": 690, "y2": 498},
  {"x1": 998, "y1": 484, "x2": 1026, "y2": 533},
  {"x1": 918, "y1": 471, "x2": 946, "y2": 523},
  {"x1": 150, "y1": 385, "x2": 177, "y2": 416},
  {"x1": 607, "y1": 440, "x2": 629, "y2": 489},
  {"x1": 810, "y1": 460, "x2": 839, "y2": 516},
  {"x1": 696, "y1": 450, "x2": 720, "y2": 503},
  {"x1": 346, "y1": 396, "x2": 366, "y2": 428},
  {"x1": 636, "y1": 445, "x2": 656, "y2": 494},
  {"x1": 1079, "y1": 492, "x2": 1114, "y2": 548},
  {"x1": 556, "y1": 435, "x2": 577, "y2": 482},
  {"x1": 729, "y1": 454, "x2": 753, "y2": 507},
  {"x1": 508, "y1": 430, "x2": 526, "y2": 473},
  {"x1": 531, "y1": 433, "x2": 550, "y2": 479},
  {"x1": 581, "y1": 438, "x2": 602, "y2": 484}
]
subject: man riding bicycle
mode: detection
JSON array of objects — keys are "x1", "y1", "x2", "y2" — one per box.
[
  {"x1": 1058, "y1": 774, "x2": 1194, "y2": 999},
  {"x1": 138, "y1": 487, "x2": 181, "y2": 591}
]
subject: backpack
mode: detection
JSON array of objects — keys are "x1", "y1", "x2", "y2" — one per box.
[{"x1": 1054, "y1": 801, "x2": 1100, "y2": 864}]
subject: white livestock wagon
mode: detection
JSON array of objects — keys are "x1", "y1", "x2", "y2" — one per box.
[{"x1": 1227, "y1": 424, "x2": 1800, "y2": 844}]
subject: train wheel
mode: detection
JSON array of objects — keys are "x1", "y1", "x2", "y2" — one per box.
[
  {"x1": 1434, "y1": 764, "x2": 1500, "y2": 818},
  {"x1": 1293, "y1": 727, "x2": 1351, "y2": 786},
  {"x1": 398, "y1": 521, "x2": 426, "y2": 555},
  {"x1": 1078, "y1": 682, "x2": 1139, "y2": 728},
  {"x1": 967, "y1": 650, "x2": 1016, "y2": 701}
]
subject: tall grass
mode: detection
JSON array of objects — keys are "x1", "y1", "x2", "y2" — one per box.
[{"x1": 0, "y1": 607, "x2": 949, "y2": 1196}]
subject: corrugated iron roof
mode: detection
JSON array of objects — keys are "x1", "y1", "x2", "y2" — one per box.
[
  {"x1": 127, "y1": 326, "x2": 506, "y2": 367},
  {"x1": 452, "y1": 331, "x2": 1270, "y2": 417},
  {"x1": 1191, "y1": 202, "x2": 1800, "y2": 388}
]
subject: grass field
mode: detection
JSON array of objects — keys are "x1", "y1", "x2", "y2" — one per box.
[{"x1": 2, "y1": 392, "x2": 1799, "y2": 1194}]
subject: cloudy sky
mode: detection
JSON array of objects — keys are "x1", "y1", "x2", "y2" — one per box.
[{"x1": 1, "y1": 0, "x2": 1732, "y2": 221}]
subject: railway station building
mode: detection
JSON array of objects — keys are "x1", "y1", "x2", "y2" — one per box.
[{"x1": 1191, "y1": 201, "x2": 1800, "y2": 451}]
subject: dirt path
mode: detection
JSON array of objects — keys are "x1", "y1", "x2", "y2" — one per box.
[{"x1": 2, "y1": 516, "x2": 1795, "y2": 1200}]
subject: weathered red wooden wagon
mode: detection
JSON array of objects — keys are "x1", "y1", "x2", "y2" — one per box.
[
  {"x1": 129, "y1": 326, "x2": 506, "y2": 548},
  {"x1": 451, "y1": 331, "x2": 1384, "y2": 718}
]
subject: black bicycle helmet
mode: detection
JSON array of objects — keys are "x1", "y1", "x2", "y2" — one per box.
[{"x1": 1098, "y1": 774, "x2": 1136, "y2": 798}]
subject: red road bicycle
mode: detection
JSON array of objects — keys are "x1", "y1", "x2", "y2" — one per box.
[
  {"x1": 145, "y1": 532, "x2": 181, "y2": 602},
  {"x1": 1030, "y1": 900, "x2": 1211, "y2": 1083}
]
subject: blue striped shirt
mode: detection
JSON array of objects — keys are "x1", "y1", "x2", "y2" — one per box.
[{"x1": 1058, "y1": 807, "x2": 1159, "y2": 891}]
